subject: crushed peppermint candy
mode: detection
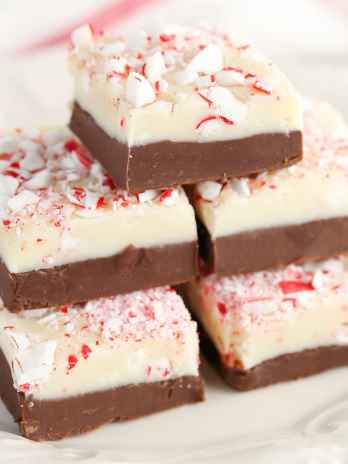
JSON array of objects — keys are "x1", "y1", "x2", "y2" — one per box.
[
  {"x1": 201, "y1": 258, "x2": 348, "y2": 330},
  {"x1": 0, "y1": 129, "x2": 182, "y2": 231},
  {"x1": 0, "y1": 287, "x2": 196, "y2": 393},
  {"x1": 195, "y1": 100, "x2": 348, "y2": 200},
  {"x1": 196, "y1": 181, "x2": 222, "y2": 201},
  {"x1": 69, "y1": 24, "x2": 280, "y2": 129}
]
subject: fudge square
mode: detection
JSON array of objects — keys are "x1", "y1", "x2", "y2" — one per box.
[
  {"x1": 0, "y1": 128, "x2": 198, "y2": 312},
  {"x1": 0, "y1": 287, "x2": 204, "y2": 441},
  {"x1": 183, "y1": 256, "x2": 348, "y2": 390},
  {"x1": 69, "y1": 24, "x2": 303, "y2": 193},
  {"x1": 194, "y1": 100, "x2": 348, "y2": 276}
]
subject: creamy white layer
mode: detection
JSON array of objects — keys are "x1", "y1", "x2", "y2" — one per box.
[
  {"x1": 0, "y1": 287, "x2": 200, "y2": 400},
  {"x1": 69, "y1": 25, "x2": 302, "y2": 147},
  {"x1": 0, "y1": 129, "x2": 197, "y2": 273},
  {"x1": 194, "y1": 100, "x2": 348, "y2": 238},
  {"x1": 186, "y1": 257, "x2": 348, "y2": 369}
]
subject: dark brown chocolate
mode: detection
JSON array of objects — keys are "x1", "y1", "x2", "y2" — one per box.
[
  {"x1": 0, "y1": 241, "x2": 198, "y2": 312},
  {"x1": 198, "y1": 217, "x2": 348, "y2": 276},
  {"x1": 70, "y1": 102, "x2": 303, "y2": 193},
  {"x1": 0, "y1": 351, "x2": 204, "y2": 441},
  {"x1": 201, "y1": 328, "x2": 348, "y2": 390}
]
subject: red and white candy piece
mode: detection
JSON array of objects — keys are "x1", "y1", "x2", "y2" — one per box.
[
  {"x1": 196, "y1": 181, "x2": 222, "y2": 201},
  {"x1": 187, "y1": 44, "x2": 223, "y2": 74},
  {"x1": 216, "y1": 69, "x2": 245, "y2": 86},
  {"x1": 230, "y1": 178, "x2": 251, "y2": 197},
  {"x1": 205, "y1": 86, "x2": 248, "y2": 123},
  {"x1": 12, "y1": 340, "x2": 57, "y2": 391},
  {"x1": 145, "y1": 51, "x2": 166, "y2": 83},
  {"x1": 8, "y1": 190, "x2": 40, "y2": 212},
  {"x1": 126, "y1": 72, "x2": 156, "y2": 108},
  {"x1": 137, "y1": 189, "x2": 158, "y2": 203},
  {"x1": 174, "y1": 69, "x2": 198, "y2": 86}
]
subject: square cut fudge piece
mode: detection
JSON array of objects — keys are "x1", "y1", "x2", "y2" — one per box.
[
  {"x1": 183, "y1": 257, "x2": 348, "y2": 390},
  {"x1": 194, "y1": 100, "x2": 348, "y2": 275},
  {"x1": 69, "y1": 24, "x2": 303, "y2": 193},
  {"x1": 0, "y1": 287, "x2": 204, "y2": 441},
  {"x1": 0, "y1": 129, "x2": 198, "y2": 311}
]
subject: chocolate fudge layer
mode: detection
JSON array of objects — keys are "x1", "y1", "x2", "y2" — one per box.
[
  {"x1": 70, "y1": 103, "x2": 302, "y2": 192},
  {"x1": 194, "y1": 100, "x2": 348, "y2": 275},
  {"x1": 183, "y1": 256, "x2": 348, "y2": 390},
  {"x1": 0, "y1": 129, "x2": 198, "y2": 311},
  {"x1": 0, "y1": 287, "x2": 204, "y2": 440},
  {"x1": 200, "y1": 332, "x2": 348, "y2": 391},
  {"x1": 69, "y1": 25, "x2": 303, "y2": 192}
]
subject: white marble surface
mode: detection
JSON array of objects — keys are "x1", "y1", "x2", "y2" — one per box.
[{"x1": 0, "y1": 1, "x2": 348, "y2": 462}]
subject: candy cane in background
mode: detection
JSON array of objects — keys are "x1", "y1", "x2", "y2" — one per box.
[{"x1": 16, "y1": 0, "x2": 162, "y2": 55}]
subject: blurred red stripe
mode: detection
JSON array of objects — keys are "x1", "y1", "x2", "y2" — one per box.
[{"x1": 16, "y1": 0, "x2": 162, "y2": 55}]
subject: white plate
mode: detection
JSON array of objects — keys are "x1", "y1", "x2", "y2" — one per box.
[{"x1": 1, "y1": 362, "x2": 348, "y2": 463}]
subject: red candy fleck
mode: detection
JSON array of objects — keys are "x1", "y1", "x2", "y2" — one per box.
[
  {"x1": 244, "y1": 72, "x2": 256, "y2": 79},
  {"x1": 81, "y1": 344, "x2": 92, "y2": 359},
  {"x1": 223, "y1": 66, "x2": 244, "y2": 74},
  {"x1": 68, "y1": 355, "x2": 78, "y2": 370},
  {"x1": 146, "y1": 366, "x2": 152, "y2": 377},
  {"x1": 2, "y1": 220, "x2": 11, "y2": 226},
  {"x1": 253, "y1": 81, "x2": 272, "y2": 95},
  {"x1": 197, "y1": 92, "x2": 213, "y2": 107},
  {"x1": 155, "y1": 81, "x2": 160, "y2": 92},
  {"x1": 65, "y1": 139, "x2": 91, "y2": 168},
  {"x1": 217, "y1": 302, "x2": 228, "y2": 316},
  {"x1": 107, "y1": 70, "x2": 127, "y2": 79},
  {"x1": 9, "y1": 161, "x2": 20, "y2": 169},
  {"x1": 159, "y1": 33, "x2": 175, "y2": 42},
  {"x1": 159, "y1": 188, "x2": 173, "y2": 202},
  {"x1": 103, "y1": 175, "x2": 115, "y2": 190},
  {"x1": 73, "y1": 186, "x2": 86, "y2": 201},
  {"x1": 4, "y1": 170, "x2": 19, "y2": 178},
  {"x1": 96, "y1": 196, "x2": 107, "y2": 208},
  {"x1": 19, "y1": 383, "x2": 30, "y2": 392},
  {"x1": 195, "y1": 115, "x2": 234, "y2": 129},
  {"x1": 162, "y1": 368, "x2": 170, "y2": 377},
  {"x1": 120, "y1": 117, "x2": 125, "y2": 128},
  {"x1": 76, "y1": 147, "x2": 92, "y2": 169},
  {"x1": 60, "y1": 305, "x2": 68, "y2": 314},
  {"x1": 278, "y1": 281, "x2": 314, "y2": 294},
  {"x1": 64, "y1": 139, "x2": 79, "y2": 152}
]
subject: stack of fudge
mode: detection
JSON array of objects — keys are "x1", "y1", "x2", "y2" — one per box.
[{"x1": 0, "y1": 24, "x2": 348, "y2": 442}]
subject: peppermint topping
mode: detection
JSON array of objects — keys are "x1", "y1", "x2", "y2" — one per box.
[
  {"x1": 0, "y1": 287, "x2": 195, "y2": 394},
  {"x1": 126, "y1": 72, "x2": 156, "y2": 107},
  {"x1": 10, "y1": 340, "x2": 57, "y2": 393},
  {"x1": 187, "y1": 44, "x2": 223, "y2": 74},
  {"x1": 202, "y1": 258, "x2": 348, "y2": 329},
  {"x1": 69, "y1": 24, "x2": 279, "y2": 130},
  {"x1": 0, "y1": 129, "x2": 181, "y2": 231},
  {"x1": 196, "y1": 181, "x2": 222, "y2": 201},
  {"x1": 199, "y1": 100, "x2": 348, "y2": 202},
  {"x1": 145, "y1": 51, "x2": 166, "y2": 83}
]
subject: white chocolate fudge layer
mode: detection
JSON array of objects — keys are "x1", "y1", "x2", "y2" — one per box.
[
  {"x1": 0, "y1": 287, "x2": 199, "y2": 400},
  {"x1": 186, "y1": 257, "x2": 348, "y2": 369},
  {"x1": 0, "y1": 129, "x2": 197, "y2": 273},
  {"x1": 69, "y1": 24, "x2": 302, "y2": 146},
  {"x1": 194, "y1": 99, "x2": 348, "y2": 238}
]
